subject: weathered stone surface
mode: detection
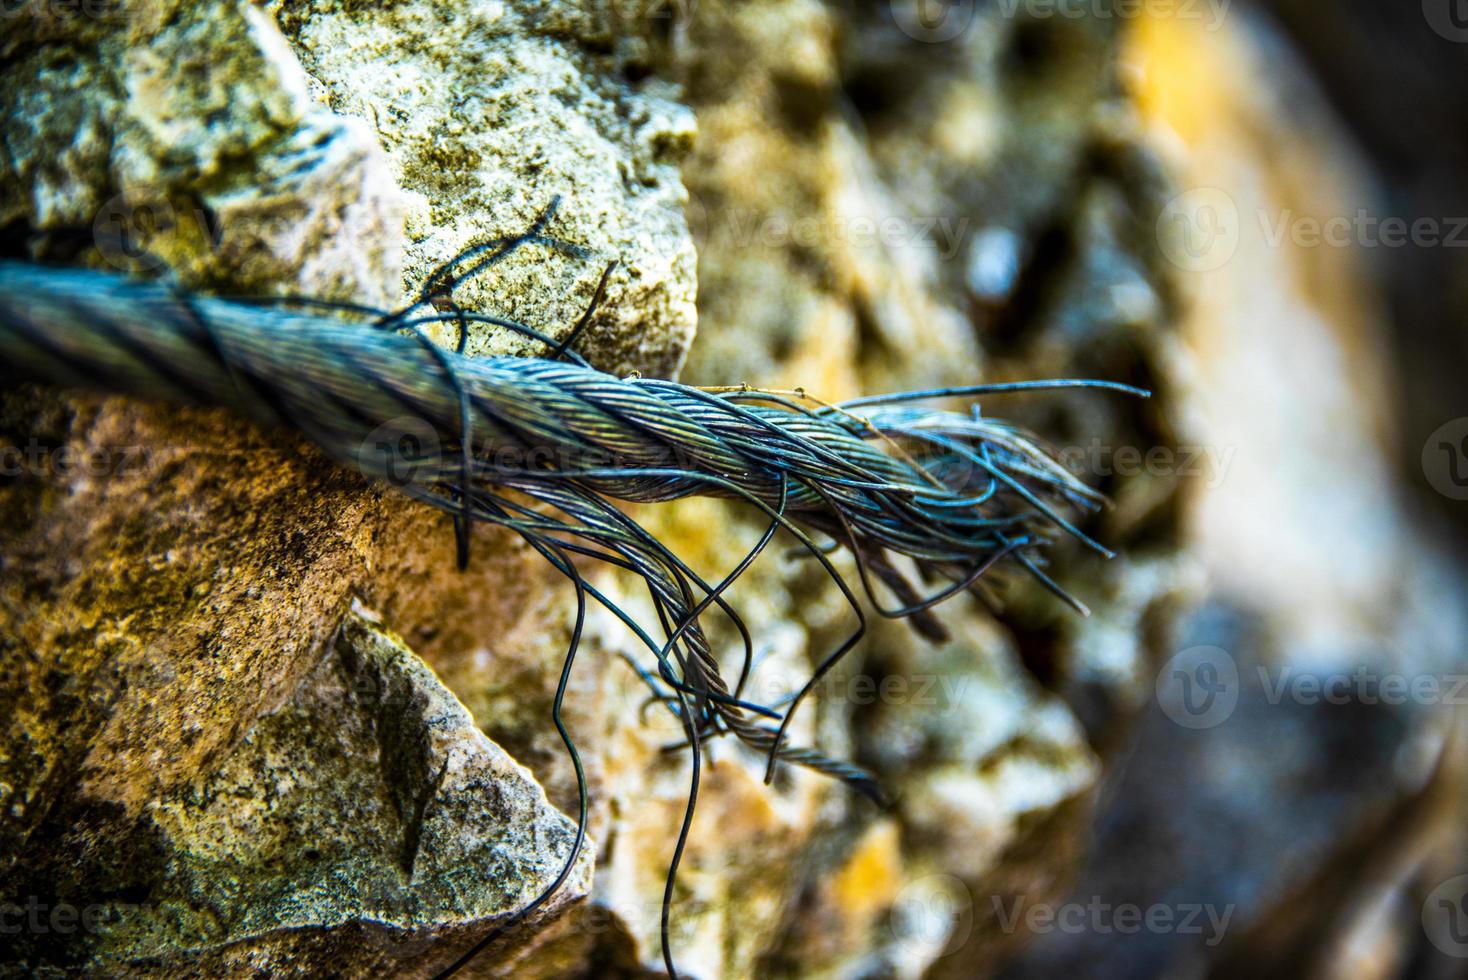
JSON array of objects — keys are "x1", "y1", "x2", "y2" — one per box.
[
  {"x1": 0, "y1": 0, "x2": 405, "y2": 307},
  {"x1": 2, "y1": 605, "x2": 590, "y2": 977},
  {"x1": 269, "y1": 0, "x2": 699, "y2": 377}
]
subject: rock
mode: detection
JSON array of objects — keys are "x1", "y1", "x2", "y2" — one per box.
[
  {"x1": 1, "y1": 605, "x2": 590, "y2": 977},
  {"x1": 0, "y1": 0, "x2": 405, "y2": 308},
  {"x1": 268, "y1": 0, "x2": 699, "y2": 377}
]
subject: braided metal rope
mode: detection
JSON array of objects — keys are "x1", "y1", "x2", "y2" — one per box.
[{"x1": 0, "y1": 257, "x2": 1145, "y2": 974}]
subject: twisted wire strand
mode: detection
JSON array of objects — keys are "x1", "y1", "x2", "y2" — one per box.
[{"x1": 0, "y1": 256, "x2": 1147, "y2": 976}]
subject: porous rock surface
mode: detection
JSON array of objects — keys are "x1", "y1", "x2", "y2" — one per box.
[
  {"x1": 3, "y1": 604, "x2": 590, "y2": 976},
  {"x1": 1, "y1": 1, "x2": 1187, "y2": 979}
]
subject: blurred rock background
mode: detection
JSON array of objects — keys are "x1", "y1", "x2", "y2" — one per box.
[
  {"x1": 0, "y1": 0, "x2": 1464, "y2": 978},
  {"x1": 1003, "y1": 4, "x2": 1468, "y2": 979}
]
